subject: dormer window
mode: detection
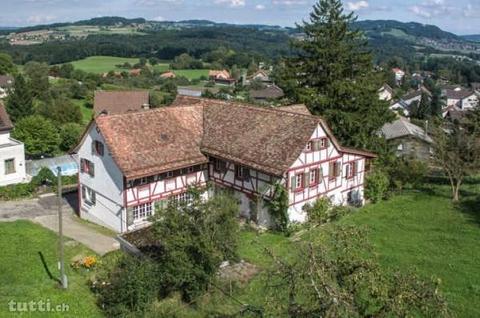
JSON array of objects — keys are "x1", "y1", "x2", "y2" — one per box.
[{"x1": 92, "y1": 140, "x2": 104, "y2": 156}]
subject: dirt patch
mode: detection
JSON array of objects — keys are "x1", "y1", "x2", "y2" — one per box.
[{"x1": 218, "y1": 260, "x2": 258, "y2": 284}]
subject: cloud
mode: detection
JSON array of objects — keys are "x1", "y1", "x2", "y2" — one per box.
[
  {"x1": 152, "y1": 16, "x2": 165, "y2": 21},
  {"x1": 346, "y1": 1, "x2": 369, "y2": 11},
  {"x1": 271, "y1": 0, "x2": 307, "y2": 5},
  {"x1": 135, "y1": 0, "x2": 182, "y2": 6},
  {"x1": 214, "y1": 0, "x2": 246, "y2": 7},
  {"x1": 255, "y1": 4, "x2": 266, "y2": 10},
  {"x1": 409, "y1": 0, "x2": 452, "y2": 18},
  {"x1": 463, "y1": 4, "x2": 480, "y2": 18},
  {"x1": 26, "y1": 15, "x2": 56, "y2": 24}
]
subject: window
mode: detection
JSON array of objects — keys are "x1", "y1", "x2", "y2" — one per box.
[
  {"x1": 166, "y1": 171, "x2": 174, "y2": 178},
  {"x1": 345, "y1": 162, "x2": 358, "y2": 179},
  {"x1": 320, "y1": 138, "x2": 328, "y2": 148},
  {"x1": 214, "y1": 158, "x2": 227, "y2": 173},
  {"x1": 235, "y1": 165, "x2": 250, "y2": 181},
  {"x1": 171, "y1": 192, "x2": 194, "y2": 204},
  {"x1": 81, "y1": 186, "x2": 96, "y2": 206},
  {"x1": 187, "y1": 166, "x2": 194, "y2": 173},
  {"x1": 139, "y1": 177, "x2": 149, "y2": 185},
  {"x1": 80, "y1": 159, "x2": 95, "y2": 177},
  {"x1": 309, "y1": 168, "x2": 320, "y2": 186},
  {"x1": 305, "y1": 141, "x2": 313, "y2": 152},
  {"x1": 4, "y1": 159, "x2": 15, "y2": 175},
  {"x1": 92, "y1": 140, "x2": 104, "y2": 156},
  {"x1": 133, "y1": 203, "x2": 153, "y2": 221},
  {"x1": 328, "y1": 161, "x2": 341, "y2": 180},
  {"x1": 292, "y1": 173, "x2": 304, "y2": 191}
]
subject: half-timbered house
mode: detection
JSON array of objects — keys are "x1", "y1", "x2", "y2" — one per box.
[{"x1": 73, "y1": 96, "x2": 375, "y2": 233}]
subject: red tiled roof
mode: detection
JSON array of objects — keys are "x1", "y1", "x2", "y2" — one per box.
[
  {"x1": 0, "y1": 102, "x2": 13, "y2": 132},
  {"x1": 94, "y1": 90, "x2": 149, "y2": 115},
  {"x1": 96, "y1": 106, "x2": 207, "y2": 179},
  {"x1": 84, "y1": 96, "x2": 376, "y2": 179}
]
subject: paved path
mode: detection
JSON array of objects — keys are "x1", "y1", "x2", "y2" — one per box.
[{"x1": 0, "y1": 194, "x2": 119, "y2": 255}]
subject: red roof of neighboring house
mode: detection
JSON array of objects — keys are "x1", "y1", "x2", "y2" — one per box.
[
  {"x1": 94, "y1": 90, "x2": 150, "y2": 115},
  {"x1": 209, "y1": 70, "x2": 231, "y2": 79},
  {"x1": 78, "y1": 96, "x2": 376, "y2": 180},
  {"x1": 0, "y1": 102, "x2": 13, "y2": 132},
  {"x1": 129, "y1": 69, "x2": 142, "y2": 76},
  {"x1": 160, "y1": 71, "x2": 176, "y2": 78}
]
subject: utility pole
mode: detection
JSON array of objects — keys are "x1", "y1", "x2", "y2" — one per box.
[{"x1": 57, "y1": 166, "x2": 68, "y2": 289}]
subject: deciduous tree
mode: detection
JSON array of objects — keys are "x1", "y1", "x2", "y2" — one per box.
[{"x1": 12, "y1": 115, "x2": 60, "y2": 158}]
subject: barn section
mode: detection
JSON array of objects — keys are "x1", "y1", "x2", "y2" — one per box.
[{"x1": 73, "y1": 96, "x2": 376, "y2": 233}]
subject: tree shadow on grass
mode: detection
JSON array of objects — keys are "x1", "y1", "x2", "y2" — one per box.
[
  {"x1": 456, "y1": 196, "x2": 480, "y2": 227},
  {"x1": 38, "y1": 251, "x2": 61, "y2": 284}
]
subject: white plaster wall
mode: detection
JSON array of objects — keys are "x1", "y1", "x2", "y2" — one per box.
[
  {"x1": 78, "y1": 123, "x2": 126, "y2": 232},
  {"x1": 461, "y1": 95, "x2": 479, "y2": 110},
  {"x1": 0, "y1": 138, "x2": 27, "y2": 186}
]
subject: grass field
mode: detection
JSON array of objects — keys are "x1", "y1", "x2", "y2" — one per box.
[
  {"x1": 70, "y1": 56, "x2": 141, "y2": 74},
  {"x1": 68, "y1": 56, "x2": 209, "y2": 79},
  {"x1": 71, "y1": 98, "x2": 93, "y2": 125},
  {"x1": 0, "y1": 221, "x2": 102, "y2": 317}
]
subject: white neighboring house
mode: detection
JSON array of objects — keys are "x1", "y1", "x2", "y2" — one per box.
[
  {"x1": 0, "y1": 75, "x2": 14, "y2": 99},
  {"x1": 392, "y1": 68, "x2": 405, "y2": 85},
  {"x1": 378, "y1": 84, "x2": 394, "y2": 101},
  {"x1": 0, "y1": 103, "x2": 27, "y2": 186},
  {"x1": 389, "y1": 87, "x2": 432, "y2": 116},
  {"x1": 443, "y1": 87, "x2": 479, "y2": 110},
  {"x1": 72, "y1": 97, "x2": 376, "y2": 233}
]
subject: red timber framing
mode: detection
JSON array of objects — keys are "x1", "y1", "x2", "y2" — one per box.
[
  {"x1": 124, "y1": 167, "x2": 207, "y2": 208},
  {"x1": 209, "y1": 156, "x2": 278, "y2": 199},
  {"x1": 287, "y1": 146, "x2": 366, "y2": 207}
]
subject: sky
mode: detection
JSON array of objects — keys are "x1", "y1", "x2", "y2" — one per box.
[{"x1": 0, "y1": 0, "x2": 479, "y2": 35}]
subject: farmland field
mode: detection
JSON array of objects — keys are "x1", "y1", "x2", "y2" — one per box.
[{"x1": 70, "y1": 56, "x2": 141, "y2": 74}]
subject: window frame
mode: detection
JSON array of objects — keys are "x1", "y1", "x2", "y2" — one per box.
[
  {"x1": 305, "y1": 141, "x2": 313, "y2": 152},
  {"x1": 132, "y1": 202, "x2": 153, "y2": 222},
  {"x1": 82, "y1": 185, "x2": 96, "y2": 206},
  {"x1": 309, "y1": 168, "x2": 320, "y2": 187},
  {"x1": 93, "y1": 140, "x2": 104, "y2": 157},
  {"x1": 4, "y1": 158, "x2": 15, "y2": 175},
  {"x1": 294, "y1": 173, "x2": 304, "y2": 192}
]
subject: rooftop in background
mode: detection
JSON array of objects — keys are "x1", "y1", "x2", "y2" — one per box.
[
  {"x1": 249, "y1": 84, "x2": 284, "y2": 100},
  {"x1": 381, "y1": 117, "x2": 433, "y2": 144},
  {"x1": 0, "y1": 75, "x2": 14, "y2": 88},
  {"x1": 0, "y1": 102, "x2": 13, "y2": 132},
  {"x1": 93, "y1": 90, "x2": 149, "y2": 115}
]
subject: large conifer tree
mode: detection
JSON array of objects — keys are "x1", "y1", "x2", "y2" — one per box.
[
  {"x1": 285, "y1": 0, "x2": 393, "y2": 148},
  {"x1": 6, "y1": 74, "x2": 34, "y2": 122}
]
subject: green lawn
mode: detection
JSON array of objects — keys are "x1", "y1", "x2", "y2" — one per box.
[
  {"x1": 172, "y1": 69, "x2": 209, "y2": 80},
  {"x1": 70, "y1": 56, "x2": 141, "y2": 74},
  {"x1": 71, "y1": 98, "x2": 93, "y2": 125},
  {"x1": 0, "y1": 221, "x2": 102, "y2": 317}
]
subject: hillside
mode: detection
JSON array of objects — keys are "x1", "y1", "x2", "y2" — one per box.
[
  {"x1": 1, "y1": 17, "x2": 479, "y2": 65},
  {"x1": 462, "y1": 34, "x2": 480, "y2": 42}
]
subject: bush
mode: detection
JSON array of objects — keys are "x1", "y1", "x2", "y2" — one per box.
[
  {"x1": 365, "y1": 170, "x2": 390, "y2": 203},
  {"x1": 92, "y1": 255, "x2": 160, "y2": 317},
  {"x1": 0, "y1": 183, "x2": 35, "y2": 200},
  {"x1": 303, "y1": 197, "x2": 352, "y2": 225},
  {"x1": 389, "y1": 158, "x2": 428, "y2": 190},
  {"x1": 31, "y1": 167, "x2": 56, "y2": 187}
]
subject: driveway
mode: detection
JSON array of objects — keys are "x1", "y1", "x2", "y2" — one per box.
[{"x1": 0, "y1": 193, "x2": 119, "y2": 255}]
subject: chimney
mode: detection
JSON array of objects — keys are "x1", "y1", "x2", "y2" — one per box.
[{"x1": 142, "y1": 103, "x2": 150, "y2": 110}]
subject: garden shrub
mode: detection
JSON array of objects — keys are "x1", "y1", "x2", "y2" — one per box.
[
  {"x1": 92, "y1": 255, "x2": 160, "y2": 317},
  {"x1": 365, "y1": 170, "x2": 390, "y2": 203},
  {"x1": 31, "y1": 167, "x2": 56, "y2": 187},
  {"x1": 389, "y1": 158, "x2": 428, "y2": 190},
  {"x1": 303, "y1": 197, "x2": 353, "y2": 225},
  {"x1": 0, "y1": 183, "x2": 35, "y2": 200}
]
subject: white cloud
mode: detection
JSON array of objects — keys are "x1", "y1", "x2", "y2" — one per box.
[
  {"x1": 271, "y1": 0, "x2": 307, "y2": 5},
  {"x1": 409, "y1": 0, "x2": 452, "y2": 18},
  {"x1": 152, "y1": 16, "x2": 165, "y2": 21},
  {"x1": 255, "y1": 4, "x2": 266, "y2": 10},
  {"x1": 463, "y1": 4, "x2": 480, "y2": 18},
  {"x1": 214, "y1": 0, "x2": 246, "y2": 7},
  {"x1": 346, "y1": 1, "x2": 369, "y2": 11}
]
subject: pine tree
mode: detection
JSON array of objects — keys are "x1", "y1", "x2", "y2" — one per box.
[
  {"x1": 5, "y1": 74, "x2": 34, "y2": 122},
  {"x1": 283, "y1": 0, "x2": 394, "y2": 148}
]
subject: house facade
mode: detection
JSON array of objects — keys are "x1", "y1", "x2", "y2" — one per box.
[
  {"x1": 73, "y1": 97, "x2": 375, "y2": 233},
  {"x1": 0, "y1": 103, "x2": 27, "y2": 186},
  {"x1": 378, "y1": 84, "x2": 393, "y2": 101}
]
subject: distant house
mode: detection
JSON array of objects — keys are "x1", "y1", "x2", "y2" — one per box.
[
  {"x1": 249, "y1": 84, "x2": 284, "y2": 102},
  {"x1": 0, "y1": 75, "x2": 14, "y2": 99},
  {"x1": 392, "y1": 68, "x2": 405, "y2": 85},
  {"x1": 442, "y1": 105, "x2": 466, "y2": 122},
  {"x1": 209, "y1": 70, "x2": 236, "y2": 85},
  {"x1": 160, "y1": 71, "x2": 176, "y2": 79},
  {"x1": 380, "y1": 117, "x2": 433, "y2": 161},
  {"x1": 94, "y1": 90, "x2": 150, "y2": 115},
  {"x1": 378, "y1": 83, "x2": 394, "y2": 101},
  {"x1": 443, "y1": 87, "x2": 479, "y2": 110},
  {"x1": 389, "y1": 86, "x2": 432, "y2": 116},
  {"x1": 0, "y1": 102, "x2": 27, "y2": 186},
  {"x1": 248, "y1": 70, "x2": 271, "y2": 83},
  {"x1": 471, "y1": 82, "x2": 480, "y2": 93}
]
